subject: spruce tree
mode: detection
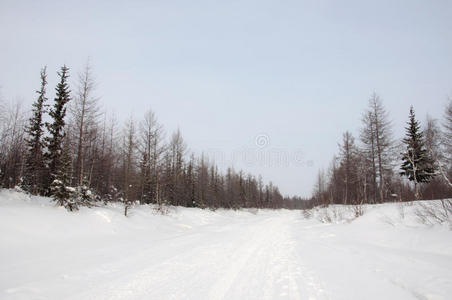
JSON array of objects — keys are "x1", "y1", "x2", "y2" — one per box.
[
  {"x1": 44, "y1": 65, "x2": 71, "y2": 194},
  {"x1": 51, "y1": 138, "x2": 76, "y2": 210},
  {"x1": 400, "y1": 106, "x2": 435, "y2": 199},
  {"x1": 74, "y1": 176, "x2": 94, "y2": 207},
  {"x1": 22, "y1": 67, "x2": 48, "y2": 195}
]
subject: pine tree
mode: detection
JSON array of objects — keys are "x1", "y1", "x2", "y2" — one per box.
[
  {"x1": 400, "y1": 106, "x2": 435, "y2": 199},
  {"x1": 44, "y1": 65, "x2": 71, "y2": 194},
  {"x1": 22, "y1": 67, "x2": 48, "y2": 195}
]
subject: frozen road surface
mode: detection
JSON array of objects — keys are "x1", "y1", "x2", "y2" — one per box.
[{"x1": 1, "y1": 190, "x2": 451, "y2": 300}]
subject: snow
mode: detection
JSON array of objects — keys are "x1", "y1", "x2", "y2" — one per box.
[{"x1": 0, "y1": 189, "x2": 451, "y2": 300}]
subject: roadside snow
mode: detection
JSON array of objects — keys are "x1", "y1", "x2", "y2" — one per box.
[{"x1": 1, "y1": 189, "x2": 451, "y2": 300}]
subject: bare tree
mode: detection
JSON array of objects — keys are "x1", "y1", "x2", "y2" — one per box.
[
  {"x1": 166, "y1": 129, "x2": 186, "y2": 206},
  {"x1": 426, "y1": 115, "x2": 452, "y2": 190},
  {"x1": 0, "y1": 100, "x2": 27, "y2": 188},
  {"x1": 338, "y1": 131, "x2": 358, "y2": 205},
  {"x1": 71, "y1": 61, "x2": 101, "y2": 186},
  {"x1": 443, "y1": 97, "x2": 452, "y2": 159},
  {"x1": 138, "y1": 109, "x2": 165, "y2": 204},
  {"x1": 121, "y1": 116, "x2": 137, "y2": 211},
  {"x1": 313, "y1": 168, "x2": 327, "y2": 207},
  {"x1": 360, "y1": 93, "x2": 394, "y2": 202}
]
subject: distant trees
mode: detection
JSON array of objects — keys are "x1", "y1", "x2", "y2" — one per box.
[
  {"x1": 12, "y1": 63, "x2": 452, "y2": 212},
  {"x1": 0, "y1": 100, "x2": 27, "y2": 189},
  {"x1": 400, "y1": 107, "x2": 435, "y2": 199},
  {"x1": 308, "y1": 93, "x2": 452, "y2": 208},
  {"x1": 313, "y1": 169, "x2": 327, "y2": 207},
  {"x1": 315, "y1": 93, "x2": 396, "y2": 206},
  {"x1": 0, "y1": 63, "x2": 289, "y2": 211}
]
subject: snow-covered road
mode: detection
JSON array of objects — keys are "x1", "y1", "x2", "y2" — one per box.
[
  {"x1": 69, "y1": 214, "x2": 311, "y2": 300},
  {"x1": 1, "y1": 191, "x2": 451, "y2": 300}
]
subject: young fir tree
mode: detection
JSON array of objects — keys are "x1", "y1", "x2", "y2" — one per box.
[
  {"x1": 22, "y1": 67, "x2": 48, "y2": 195},
  {"x1": 400, "y1": 106, "x2": 435, "y2": 199},
  {"x1": 74, "y1": 176, "x2": 94, "y2": 207},
  {"x1": 50, "y1": 137, "x2": 76, "y2": 210},
  {"x1": 44, "y1": 65, "x2": 71, "y2": 194}
]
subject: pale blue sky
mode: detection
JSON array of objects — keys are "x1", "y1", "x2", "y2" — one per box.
[{"x1": 1, "y1": 0, "x2": 451, "y2": 197}]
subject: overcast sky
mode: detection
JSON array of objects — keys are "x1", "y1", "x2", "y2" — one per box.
[{"x1": 1, "y1": 0, "x2": 451, "y2": 197}]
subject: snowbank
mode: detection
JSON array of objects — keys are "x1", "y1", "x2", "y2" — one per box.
[{"x1": 1, "y1": 189, "x2": 451, "y2": 300}]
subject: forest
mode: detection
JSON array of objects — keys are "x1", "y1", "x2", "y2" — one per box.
[
  {"x1": 0, "y1": 64, "x2": 286, "y2": 212},
  {"x1": 0, "y1": 63, "x2": 450, "y2": 212}
]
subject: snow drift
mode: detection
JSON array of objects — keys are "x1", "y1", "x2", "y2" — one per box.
[{"x1": 1, "y1": 189, "x2": 451, "y2": 300}]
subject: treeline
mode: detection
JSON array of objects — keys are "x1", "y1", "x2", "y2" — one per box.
[
  {"x1": 304, "y1": 93, "x2": 452, "y2": 208},
  {"x1": 0, "y1": 64, "x2": 287, "y2": 211}
]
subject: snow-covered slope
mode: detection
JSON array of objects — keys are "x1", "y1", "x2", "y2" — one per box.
[{"x1": 1, "y1": 189, "x2": 451, "y2": 300}]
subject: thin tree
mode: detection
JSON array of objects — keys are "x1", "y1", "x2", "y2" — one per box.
[
  {"x1": 166, "y1": 129, "x2": 186, "y2": 206},
  {"x1": 360, "y1": 93, "x2": 393, "y2": 202},
  {"x1": 71, "y1": 61, "x2": 100, "y2": 186},
  {"x1": 442, "y1": 97, "x2": 452, "y2": 160},
  {"x1": 0, "y1": 100, "x2": 27, "y2": 188},
  {"x1": 138, "y1": 109, "x2": 164, "y2": 204},
  {"x1": 121, "y1": 116, "x2": 137, "y2": 215},
  {"x1": 339, "y1": 131, "x2": 358, "y2": 205},
  {"x1": 22, "y1": 67, "x2": 48, "y2": 194},
  {"x1": 361, "y1": 111, "x2": 378, "y2": 203}
]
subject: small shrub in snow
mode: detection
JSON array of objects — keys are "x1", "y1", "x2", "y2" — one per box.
[
  {"x1": 415, "y1": 200, "x2": 452, "y2": 227},
  {"x1": 314, "y1": 205, "x2": 364, "y2": 223},
  {"x1": 397, "y1": 203, "x2": 405, "y2": 220},
  {"x1": 301, "y1": 208, "x2": 312, "y2": 219},
  {"x1": 153, "y1": 201, "x2": 170, "y2": 215},
  {"x1": 353, "y1": 205, "x2": 364, "y2": 218},
  {"x1": 317, "y1": 207, "x2": 332, "y2": 223},
  {"x1": 13, "y1": 185, "x2": 26, "y2": 194}
]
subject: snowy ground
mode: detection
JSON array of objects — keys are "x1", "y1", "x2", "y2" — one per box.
[{"x1": 1, "y1": 189, "x2": 451, "y2": 300}]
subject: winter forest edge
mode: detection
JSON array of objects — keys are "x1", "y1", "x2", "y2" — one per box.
[{"x1": 1, "y1": 62, "x2": 452, "y2": 214}]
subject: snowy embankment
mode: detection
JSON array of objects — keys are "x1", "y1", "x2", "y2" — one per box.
[{"x1": 1, "y1": 189, "x2": 451, "y2": 300}]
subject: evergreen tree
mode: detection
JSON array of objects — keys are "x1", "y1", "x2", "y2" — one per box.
[
  {"x1": 22, "y1": 67, "x2": 48, "y2": 195},
  {"x1": 44, "y1": 65, "x2": 71, "y2": 194},
  {"x1": 400, "y1": 106, "x2": 435, "y2": 199},
  {"x1": 74, "y1": 176, "x2": 95, "y2": 207},
  {"x1": 50, "y1": 138, "x2": 76, "y2": 210}
]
